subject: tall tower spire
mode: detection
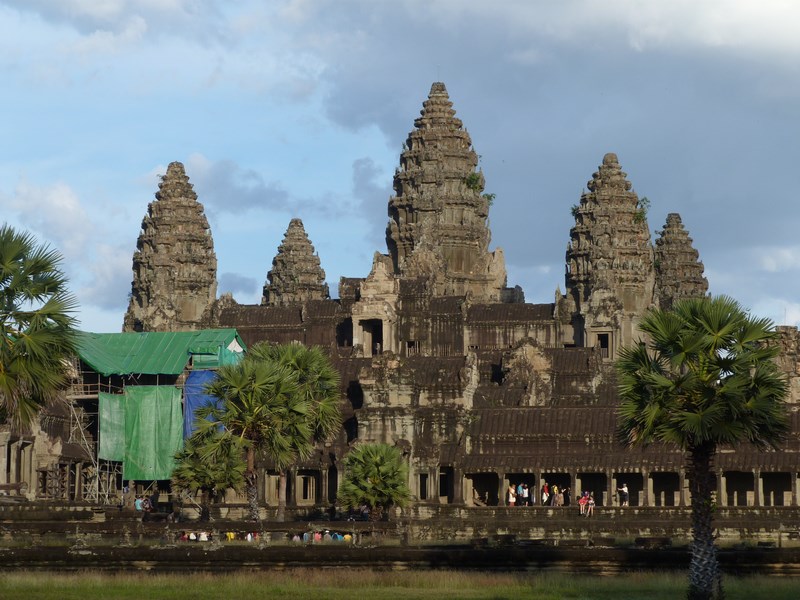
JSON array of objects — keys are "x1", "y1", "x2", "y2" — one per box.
[
  {"x1": 654, "y1": 213, "x2": 708, "y2": 310},
  {"x1": 123, "y1": 161, "x2": 217, "y2": 332},
  {"x1": 385, "y1": 82, "x2": 506, "y2": 301},
  {"x1": 565, "y1": 153, "x2": 655, "y2": 355},
  {"x1": 262, "y1": 218, "x2": 329, "y2": 306}
]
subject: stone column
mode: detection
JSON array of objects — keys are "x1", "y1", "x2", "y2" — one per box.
[
  {"x1": 791, "y1": 472, "x2": 798, "y2": 507},
  {"x1": 642, "y1": 469, "x2": 651, "y2": 507},
  {"x1": 499, "y1": 473, "x2": 508, "y2": 506},
  {"x1": 453, "y1": 468, "x2": 464, "y2": 505},
  {"x1": 607, "y1": 470, "x2": 615, "y2": 508},
  {"x1": 718, "y1": 470, "x2": 727, "y2": 507},
  {"x1": 288, "y1": 469, "x2": 298, "y2": 507},
  {"x1": 679, "y1": 469, "x2": 687, "y2": 507},
  {"x1": 0, "y1": 431, "x2": 10, "y2": 484},
  {"x1": 754, "y1": 469, "x2": 762, "y2": 507},
  {"x1": 320, "y1": 468, "x2": 329, "y2": 506}
]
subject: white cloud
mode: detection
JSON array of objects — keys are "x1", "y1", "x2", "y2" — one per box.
[
  {"x1": 79, "y1": 242, "x2": 133, "y2": 312},
  {"x1": 9, "y1": 178, "x2": 92, "y2": 259},
  {"x1": 757, "y1": 246, "x2": 800, "y2": 273}
]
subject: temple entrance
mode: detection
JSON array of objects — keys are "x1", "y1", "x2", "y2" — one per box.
[
  {"x1": 439, "y1": 467, "x2": 454, "y2": 503},
  {"x1": 360, "y1": 319, "x2": 384, "y2": 357},
  {"x1": 465, "y1": 473, "x2": 498, "y2": 506},
  {"x1": 577, "y1": 472, "x2": 608, "y2": 506},
  {"x1": 327, "y1": 466, "x2": 338, "y2": 504},
  {"x1": 541, "y1": 472, "x2": 571, "y2": 506},
  {"x1": 761, "y1": 472, "x2": 791, "y2": 506},
  {"x1": 650, "y1": 472, "x2": 680, "y2": 506},
  {"x1": 724, "y1": 471, "x2": 754, "y2": 506},
  {"x1": 506, "y1": 473, "x2": 536, "y2": 506},
  {"x1": 336, "y1": 318, "x2": 353, "y2": 347},
  {"x1": 613, "y1": 472, "x2": 643, "y2": 506}
]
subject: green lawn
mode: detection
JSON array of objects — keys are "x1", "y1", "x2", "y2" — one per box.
[{"x1": 2, "y1": 570, "x2": 799, "y2": 600}]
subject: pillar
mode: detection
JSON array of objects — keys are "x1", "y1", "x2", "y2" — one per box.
[
  {"x1": 453, "y1": 468, "x2": 464, "y2": 505},
  {"x1": 320, "y1": 468, "x2": 329, "y2": 505},
  {"x1": 499, "y1": 472, "x2": 508, "y2": 506},
  {"x1": 288, "y1": 468, "x2": 298, "y2": 507},
  {"x1": 0, "y1": 432, "x2": 9, "y2": 484},
  {"x1": 718, "y1": 470, "x2": 726, "y2": 507},
  {"x1": 679, "y1": 469, "x2": 687, "y2": 507},
  {"x1": 607, "y1": 470, "x2": 615, "y2": 508},
  {"x1": 643, "y1": 469, "x2": 651, "y2": 507},
  {"x1": 755, "y1": 469, "x2": 762, "y2": 507}
]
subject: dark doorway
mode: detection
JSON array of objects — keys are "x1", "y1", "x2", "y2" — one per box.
[{"x1": 466, "y1": 473, "x2": 498, "y2": 506}]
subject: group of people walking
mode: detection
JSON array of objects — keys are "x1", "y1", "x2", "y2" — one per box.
[
  {"x1": 507, "y1": 481, "x2": 630, "y2": 514},
  {"x1": 507, "y1": 482, "x2": 572, "y2": 507}
]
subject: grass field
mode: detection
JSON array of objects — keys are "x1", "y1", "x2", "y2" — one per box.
[{"x1": 1, "y1": 570, "x2": 799, "y2": 600}]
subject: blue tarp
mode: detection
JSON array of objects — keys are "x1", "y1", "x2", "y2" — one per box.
[{"x1": 183, "y1": 370, "x2": 222, "y2": 438}]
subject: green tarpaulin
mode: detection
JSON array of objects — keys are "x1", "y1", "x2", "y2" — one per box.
[
  {"x1": 98, "y1": 392, "x2": 125, "y2": 462},
  {"x1": 98, "y1": 387, "x2": 184, "y2": 480},
  {"x1": 76, "y1": 329, "x2": 245, "y2": 376}
]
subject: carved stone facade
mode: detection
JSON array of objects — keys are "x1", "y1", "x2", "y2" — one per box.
[
  {"x1": 564, "y1": 153, "x2": 655, "y2": 356},
  {"x1": 13, "y1": 82, "x2": 797, "y2": 515},
  {"x1": 123, "y1": 162, "x2": 217, "y2": 332},
  {"x1": 262, "y1": 218, "x2": 330, "y2": 307},
  {"x1": 386, "y1": 82, "x2": 507, "y2": 303},
  {"x1": 654, "y1": 213, "x2": 709, "y2": 310}
]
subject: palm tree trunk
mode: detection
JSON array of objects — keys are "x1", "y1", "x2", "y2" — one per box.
[
  {"x1": 277, "y1": 470, "x2": 287, "y2": 522},
  {"x1": 246, "y1": 446, "x2": 260, "y2": 522},
  {"x1": 687, "y1": 441, "x2": 723, "y2": 600},
  {"x1": 200, "y1": 489, "x2": 210, "y2": 522}
]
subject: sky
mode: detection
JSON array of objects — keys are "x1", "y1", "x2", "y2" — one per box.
[{"x1": 2, "y1": 1, "x2": 800, "y2": 333}]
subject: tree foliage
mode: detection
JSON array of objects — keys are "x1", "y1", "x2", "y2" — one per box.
[
  {"x1": 337, "y1": 443, "x2": 411, "y2": 521},
  {"x1": 617, "y1": 295, "x2": 789, "y2": 600},
  {"x1": 172, "y1": 429, "x2": 246, "y2": 521},
  {"x1": 0, "y1": 224, "x2": 78, "y2": 431},
  {"x1": 199, "y1": 342, "x2": 341, "y2": 521}
]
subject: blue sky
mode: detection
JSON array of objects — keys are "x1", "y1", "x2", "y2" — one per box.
[{"x1": 2, "y1": 1, "x2": 800, "y2": 332}]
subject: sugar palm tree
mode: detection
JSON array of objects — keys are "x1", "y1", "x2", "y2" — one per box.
[
  {"x1": 201, "y1": 342, "x2": 341, "y2": 522},
  {"x1": 0, "y1": 224, "x2": 78, "y2": 431},
  {"x1": 172, "y1": 429, "x2": 246, "y2": 521},
  {"x1": 247, "y1": 342, "x2": 341, "y2": 521},
  {"x1": 337, "y1": 443, "x2": 411, "y2": 522},
  {"x1": 200, "y1": 356, "x2": 299, "y2": 521},
  {"x1": 617, "y1": 296, "x2": 789, "y2": 600}
]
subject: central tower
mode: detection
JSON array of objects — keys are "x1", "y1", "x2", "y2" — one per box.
[{"x1": 385, "y1": 82, "x2": 506, "y2": 302}]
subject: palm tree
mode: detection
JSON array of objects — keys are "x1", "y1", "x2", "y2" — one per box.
[
  {"x1": 172, "y1": 429, "x2": 246, "y2": 521},
  {"x1": 200, "y1": 355, "x2": 299, "y2": 521},
  {"x1": 617, "y1": 296, "x2": 789, "y2": 600},
  {"x1": 201, "y1": 342, "x2": 341, "y2": 522},
  {"x1": 337, "y1": 443, "x2": 411, "y2": 521},
  {"x1": 0, "y1": 224, "x2": 78, "y2": 431},
  {"x1": 247, "y1": 342, "x2": 341, "y2": 521}
]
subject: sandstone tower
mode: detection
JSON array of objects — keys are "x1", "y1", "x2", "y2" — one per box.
[
  {"x1": 385, "y1": 82, "x2": 506, "y2": 302},
  {"x1": 654, "y1": 212, "x2": 709, "y2": 310},
  {"x1": 565, "y1": 153, "x2": 655, "y2": 357},
  {"x1": 123, "y1": 161, "x2": 217, "y2": 332},
  {"x1": 262, "y1": 218, "x2": 330, "y2": 306}
]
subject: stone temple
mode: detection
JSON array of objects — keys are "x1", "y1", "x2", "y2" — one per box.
[{"x1": 4, "y1": 83, "x2": 798, "y2": 517}]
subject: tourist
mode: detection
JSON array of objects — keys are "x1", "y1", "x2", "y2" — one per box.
[
  {"x1": 578, "y1": 491, "x2": 588, "y2": 515},
  {"x1": 618, "y1": 483, "x2": 629, "y2": 507},
  {"x1": 521, "y1": 483, "x2": 530, "y2": 506},
  {"x1": 555, "y1": 487, "x2": 564, "y2": 507},
  {"x1": 516, "y1": 482, "x2": 524, "y2": 505},
  {"x1": 541, "y1": 482, "x2": 549, "y2": 506},
  {"x1": 551, "y1": 485, "x2": 559, "y2": 506},
  {"x1": 507, "y1": 483, "x2": 516, "y2": 506},
  {"x1": 586, "y1": 494, "x2": 595, "y2": 517},
  {"x1": 134, "y1": 496, "x2": 144, "y2": 511},
  {"x1": 562, "y1": 486, "x2": 571, "y2": 507}
]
